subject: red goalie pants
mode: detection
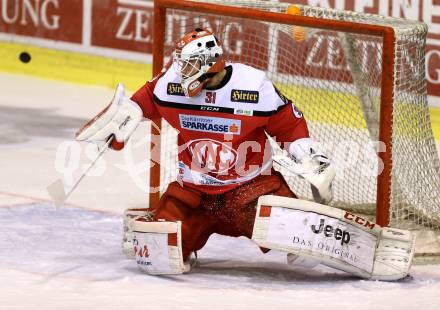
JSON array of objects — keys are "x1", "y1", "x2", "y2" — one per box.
[{"x1": 153, "y1": 171, "x2": 295, "y2": 260}]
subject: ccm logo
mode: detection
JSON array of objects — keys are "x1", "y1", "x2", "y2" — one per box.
[
  {"x1": 344, "y1": 212, "x2": 376, "y2": 230},
  {"x1": 200, "y1": 106, "x2": 220, "y2": 112}
]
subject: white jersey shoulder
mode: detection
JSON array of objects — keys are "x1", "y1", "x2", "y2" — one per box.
[
  {"x1": 227, "y1": 63, "x2": 266, "y2": 88},
  {"x1": 154, "y1": 63, "x2": 287, "y2": 112}
]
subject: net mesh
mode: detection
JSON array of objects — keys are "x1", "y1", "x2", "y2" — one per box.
[{"x1": 155, "y1": 0, "x2": 440, "y2": 254}]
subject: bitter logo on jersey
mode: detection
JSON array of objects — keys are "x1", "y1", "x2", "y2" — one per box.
[
  {"x1": 230, "y1": 89, "x2": 259, "y2": 103},
  {"x1": 167, "y1": 83, "x2": 185, "y2": 96}
]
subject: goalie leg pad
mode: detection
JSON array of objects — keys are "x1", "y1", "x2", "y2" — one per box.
[
  {"x1": 371, "y1": 227, "x2": 416, "y2": 281},
  {"x1": 252, "y1": 195, "x2": 415, "y2": 281},
  {"x1": 133, "y1": 219, "x2": 189, "y2": 275},
  {"x1": 122, "y1": 208, "x2": 153, "y2": 257},
  {"x1": 287, "y1": 253, "x2": 321, "y2": 269},
  {"x1": 215, "y1": 170, "x2": 296, "y2": 239},
  {"x1": 154, "y1": 182, "x2": 216, "y2": 260}
]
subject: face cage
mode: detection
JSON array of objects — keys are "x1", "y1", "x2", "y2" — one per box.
[{"x1": 174, "y1": 50, "x2": 221, "y2": 82}]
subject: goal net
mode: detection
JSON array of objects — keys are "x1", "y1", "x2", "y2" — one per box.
[{"x1": 150, "y1": 0, "x2": 440, "y2": 259}]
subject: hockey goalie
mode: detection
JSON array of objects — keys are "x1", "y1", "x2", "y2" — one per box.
[{"x1": 76, "y1": 29, "x2": 415, "y2": 281}]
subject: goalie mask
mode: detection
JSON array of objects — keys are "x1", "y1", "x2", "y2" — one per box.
[{"x1": 173, "y1": 28, "x2": 225, "y2": 97}]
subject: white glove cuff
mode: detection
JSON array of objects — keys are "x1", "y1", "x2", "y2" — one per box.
[{"x1": 288, "y1": 137, "x2": 314, "y2": 160}]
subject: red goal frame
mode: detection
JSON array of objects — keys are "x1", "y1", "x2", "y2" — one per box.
[{"x1": 150, "y1": 0, "x2": 396, "y2": 226}]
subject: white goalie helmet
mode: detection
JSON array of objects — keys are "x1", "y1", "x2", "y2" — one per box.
[{"x1": 173, "y1": 28, "x2": 225, "y2": 97}]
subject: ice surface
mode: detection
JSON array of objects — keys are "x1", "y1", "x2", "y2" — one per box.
[
  {"x1": 2, "y1": 203, "x2": 440, "y2": 310},
  {"x1": 1, "y1": 73, "x2": 440, "y2": 310}
]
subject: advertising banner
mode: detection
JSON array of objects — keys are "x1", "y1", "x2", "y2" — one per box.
[
  {"x1": 0, "y1": 0, "x2": 83, "y2": 43},
  {"x1": 0, "y1": 0, "x2": 438, "y2": 103}
]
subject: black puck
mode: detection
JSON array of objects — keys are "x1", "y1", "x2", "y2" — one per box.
[{"x1": 19, "y1": 52, "x2": 31, "y2": 63}]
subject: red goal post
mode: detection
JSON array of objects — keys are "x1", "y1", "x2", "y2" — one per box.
[{"x1": 150, "y1": 0, "x2": 440, "y2": 246}]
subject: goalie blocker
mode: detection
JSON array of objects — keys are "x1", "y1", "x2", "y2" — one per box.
[{"x1": 253, "y1": 195, "x2": 415, "y2": 281}]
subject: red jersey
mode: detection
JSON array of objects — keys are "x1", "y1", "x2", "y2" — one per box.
[{"x1": 131, "y1": 63, "x2": 309, "y2": 194}]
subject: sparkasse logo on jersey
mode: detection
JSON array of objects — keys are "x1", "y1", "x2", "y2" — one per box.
[
  {"x1": 230, "y1": 89, "x2": 259, "y2": 103},
  {"x1": 167, "y1": 83, "x2": 185, "y2": 96},
  {"x1": 179, "y1": 114, "x2": 241, "y2": 135}
]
